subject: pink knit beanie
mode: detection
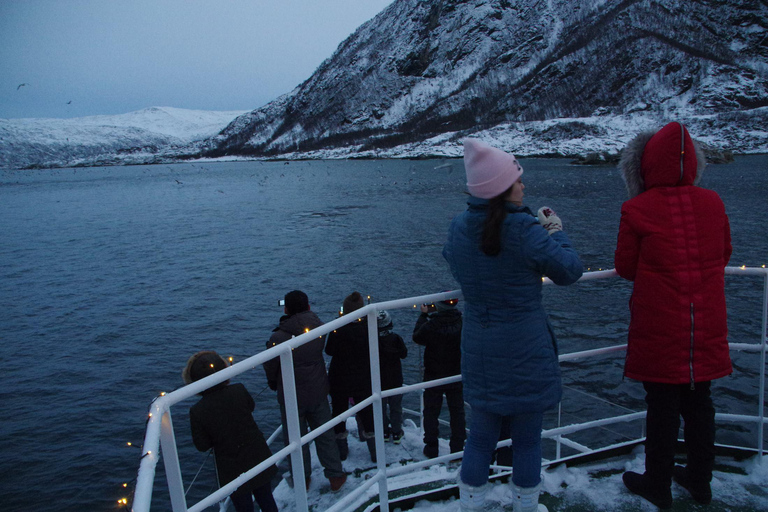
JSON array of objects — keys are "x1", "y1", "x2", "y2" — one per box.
[{"x1": 463, "y1": 138, "x2": 523, "y2": 199}]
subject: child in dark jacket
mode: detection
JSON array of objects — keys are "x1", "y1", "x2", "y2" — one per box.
[
  {"x1": 183, "y1": 351, "x2": 278, "y2": 512},
  {"x1": 377, "y1": 310, "x2": 408, "y2": 442}
]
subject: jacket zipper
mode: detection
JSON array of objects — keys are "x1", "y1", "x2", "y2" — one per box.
[{"x1": 689, "y1": 302, "x2": 695, "y2": 390}]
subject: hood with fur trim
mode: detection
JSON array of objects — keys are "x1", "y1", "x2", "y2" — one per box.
[{"x1": 619, "y1": 122, "x2": 706, "y2": 199}]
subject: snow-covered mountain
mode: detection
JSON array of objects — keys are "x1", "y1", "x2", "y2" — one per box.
[
  {"x1": 203, "y1": 0, "x2": 768, "y2": 160},
  {"x1": 2, "y1": 0, "x2": 766, "y2": 169},
  {"x1": 0, "y1": 107, "x2": 246, "y2": 169}
]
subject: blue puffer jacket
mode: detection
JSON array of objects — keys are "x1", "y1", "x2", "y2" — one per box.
[{"x1": 443, "y1": 197, "x2": 583, "y2": 414}]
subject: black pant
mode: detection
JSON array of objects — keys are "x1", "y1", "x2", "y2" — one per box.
[
  {"x1": 330, "y1": 391, "x2": 375, "y2": 437},
  {"x1": 643, "y1": 381, "x2": 716, "y2": 486},
  {"x1": 230, "y1": 483, "x2": 278, "y2": 512},
  {"x1": 423, "y1": 383, "x2": 466, "y2": 452}
]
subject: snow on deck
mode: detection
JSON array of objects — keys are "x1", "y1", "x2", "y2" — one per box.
[{"x1": 271, "y1": 417, "x2": 768, "y2": 511}]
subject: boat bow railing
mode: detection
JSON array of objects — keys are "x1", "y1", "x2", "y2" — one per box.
[{"x1": 131, "y1": 267, "x2": 767, "y2": 512}]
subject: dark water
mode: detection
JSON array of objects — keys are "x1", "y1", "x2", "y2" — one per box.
[{"x1": 1, "y1": 157, "x2": 766, "y2": 511}]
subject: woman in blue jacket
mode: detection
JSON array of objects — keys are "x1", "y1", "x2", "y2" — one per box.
[{"x1": 443, "y1": 139, "x2": 583, "y2": 512}]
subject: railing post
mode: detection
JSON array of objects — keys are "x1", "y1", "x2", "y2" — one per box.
[
  {"x1": 368, "y1": 308, "x2": 389, "y2": 512},
  {"x1": 759, "y1": 271, "x2": 767, "y2": 458},
  {"x1": 160, "y1": 409, "x2": 188, "y2": 512},
  {"x1": 280, "y1": 348, "x2": 308, "y2": 511},
  {"x1": 556, "y1": 402, "x2": 562, "y2": 460}
]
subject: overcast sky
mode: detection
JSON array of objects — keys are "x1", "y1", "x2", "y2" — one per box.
[{"x1": 0, "y1": 0, "x2": 394, "y2": 120}]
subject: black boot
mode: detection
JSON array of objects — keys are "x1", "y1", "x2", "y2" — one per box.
[
  {"x1": 623, "y1": 471, "x2": 673, "y2": 509},
  {"x1": 673, "y1": 465, "x2": 712, "y2": 505}
]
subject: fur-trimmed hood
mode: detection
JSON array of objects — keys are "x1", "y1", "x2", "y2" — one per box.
[{"x1": 619, "y1": 122, "x2": 706, "y2": 198}]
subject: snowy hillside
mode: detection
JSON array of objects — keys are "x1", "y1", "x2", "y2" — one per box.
[
  {"x1": 0, "y1": 107, "x2": 246, "y2": 169},
  {"x1": 2, "y1": 0, "x2": 766, "y2": 169},
  {"x1": 204, "y1": 0, "x2": 768, "y2": 160}
]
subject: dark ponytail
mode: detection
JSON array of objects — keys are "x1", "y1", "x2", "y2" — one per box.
[{"x1": 481, "y1": 185, "x2": 513, "y2": 256}]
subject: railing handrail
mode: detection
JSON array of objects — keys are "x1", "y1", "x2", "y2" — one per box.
[{"x1": 131, "y1": 266, "x2": 768, "y2": 512}]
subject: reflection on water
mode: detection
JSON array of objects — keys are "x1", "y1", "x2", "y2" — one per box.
[{"x1": 0, "y1": 156, "x2": 765, "y2": 511}]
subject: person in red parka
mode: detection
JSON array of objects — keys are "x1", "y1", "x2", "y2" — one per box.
[{"x1": 615, "y1": 122, "x2": 732, "y2": 509}]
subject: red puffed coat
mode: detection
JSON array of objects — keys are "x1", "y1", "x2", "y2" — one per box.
[{"x1": 615, "y1": 122, "x2": 732, "y2": 385}]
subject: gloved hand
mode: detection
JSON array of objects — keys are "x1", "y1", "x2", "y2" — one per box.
[{"x1": 537, "y1": 206, "x2": 563, "y2": 235}]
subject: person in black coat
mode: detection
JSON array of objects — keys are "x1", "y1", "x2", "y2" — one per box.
[
  {"x1": 412, "y1": 298, "x2": 466, "y2": 458},
  {"x1": 326, "y1": 291, "x2": 377, "y2": 461},
  {"x1": 263, "y1": 290, "x2": 346, "y2": 492},
  {"x1": 377, "y1": 310, "x2": 408, "y2": 442},
  {"x1": 184, "y1": 351, "x2": 278, "y2": 512}
]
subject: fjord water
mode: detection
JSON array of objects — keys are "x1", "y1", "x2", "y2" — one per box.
[{"x1": 1, "y1": 157, "x2": 766, "y2": 511}]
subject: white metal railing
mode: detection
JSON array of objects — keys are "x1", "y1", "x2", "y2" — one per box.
[{"x1": 131, "y1": 267, "x2": 768, "y2": 512}]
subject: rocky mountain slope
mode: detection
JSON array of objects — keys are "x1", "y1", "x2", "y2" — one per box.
[
  {"x1": 203, "y1": 0, "x2": 768, "y2": 160},
  {"x1": 2, "y1": 0, "x2": 766, "y2": 169}
]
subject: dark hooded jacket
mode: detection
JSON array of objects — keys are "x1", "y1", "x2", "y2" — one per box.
[
  {"x1": 615, "y1": 122, "x2": 732, "y2": 384},
  {"x1": 264, "y1": 310, "x2": 328, "y2": 407},
  {"x1": 325, "y1": 317, "x2": 373, "y2": 396},
  {"x1": 189, "y1": 383, "x2": 277, "y2": 492},
  {"x1": 412, "y1": 308, "x2": 463, "y2": 383}
]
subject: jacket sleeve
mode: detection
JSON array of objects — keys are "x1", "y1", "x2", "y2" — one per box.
[
  {"x1": 189, "y1": 408, "x2": 212, "y2": 452},
  {"x1": 325, "y1": 331, "x2": 338, "y2": 356},
  {"x1": 615, "y1": 205, "x2": 640, "y2": 281},
  {"x1": 412, "y1": 314, "x2": 431, "y2": 346},
  {"x1": 522, "y1": 219, "x2": 583, "y2": 285}
]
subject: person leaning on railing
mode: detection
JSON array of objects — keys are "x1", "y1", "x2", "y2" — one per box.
[
  {"x1": 325, "y1": 291, "x2": 378, "y2": 462},
  {"x1": 183, "y1": 351, "x2": 278, "y2": 512},
  {"x1": 443, "y1": 139, "x2": 584, "y2": 512},
  {"x1": 615, "y1": 122, "x2": 733, "y2": 510}
]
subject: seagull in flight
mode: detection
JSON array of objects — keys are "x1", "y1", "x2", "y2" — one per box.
[
  {"x1": 67, "y1": 100, "x2": 72, "y2": 104},
  {"x1": 17, "y1": 83, "x2": 28, "y2": 90}
]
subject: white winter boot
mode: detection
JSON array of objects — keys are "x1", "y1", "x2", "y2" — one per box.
[
  {"x1": 511, "y1": 481, "x2": 548, "y2": 512},
  {"x1": 457, "y1": 478, "x2": 489, "y2": 511}
]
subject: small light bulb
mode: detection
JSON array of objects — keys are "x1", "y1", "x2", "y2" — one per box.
[
  {"x1": 741, "y1": 265, "x2": 746, "y2": 269},
  {"x1": 160, "y1": 392, "x2": 166, "y2": 396},
  {"x1": 127, "y1": 442, "x2": 132, "y2": 447},
  {"x1": 148, "y1": 413, "x2": 152, "y2": 418},
  {"x1": 123, "y1": 483, "x2": 128, "y2": 488}
]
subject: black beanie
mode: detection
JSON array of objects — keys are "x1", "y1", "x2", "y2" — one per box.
[{"x1": 284, "y1": 290, "x2": 309, "y2": 315}]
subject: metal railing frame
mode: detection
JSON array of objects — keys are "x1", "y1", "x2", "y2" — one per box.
[{"x1": 131, "y1": 267, "x2": 767, "y2": 512}]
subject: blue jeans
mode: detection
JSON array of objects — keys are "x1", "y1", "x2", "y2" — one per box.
[{"x1": 460, "y1": 408, "x2": 543, "y2": 488}]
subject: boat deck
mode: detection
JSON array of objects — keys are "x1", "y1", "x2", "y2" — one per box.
[{"x1": 270, "y1": 418, "x2": 768, "y2": 512}]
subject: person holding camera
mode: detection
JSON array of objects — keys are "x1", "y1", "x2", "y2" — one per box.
[
  {"x1": 443, "y1": 139, "x2": 583, "y2": 512},
  {"x1": 412, "y1": 298, "x2": 465, "y2": 458},
  {"x1": 263, "y1": 290, "x2": 346, "y2": 492}
]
